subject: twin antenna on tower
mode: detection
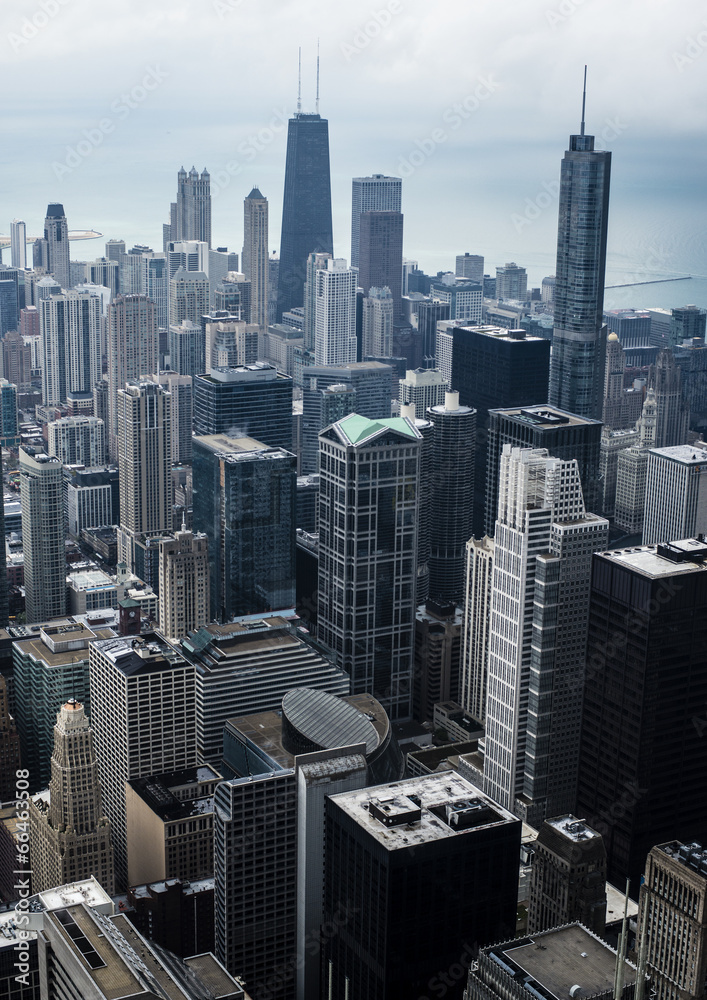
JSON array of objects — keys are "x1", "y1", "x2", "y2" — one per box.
[{"x1": 297, "y1": 42, "x2": 320, "y2": 115}]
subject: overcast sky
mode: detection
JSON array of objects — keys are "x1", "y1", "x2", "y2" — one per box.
[{"x1": 1, "y1": 0, "x2": 706, "y2": 288}]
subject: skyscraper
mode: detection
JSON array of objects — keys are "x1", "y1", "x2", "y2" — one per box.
[
  {"x1": 42, "y1": 203, "x2": 71, "y2": 289},
  {"x1": 0, "y1": 675, "x2": 20, "y2": 800},
  {"x1": 276, "y1": 110, "x2": 333, "y2": 320},
  {"x1": 169, "y1": 267, "x2": 210, "y2": 327},
  {"x1": 172, "y1": 166, "x2": 211, "y2": 246},
  {"x1": 203, "y1": 310, "x2": 258, "y2": 371},
  {"x1": 158, "y1": 527, "x2": 210, "y2": 643},
  {"x1": 314, "y1": 258, "x2": 358, "y2": 366},
  {"x1": 399, "y1": 367, "x2": 448, "y2": 419},
  {"x1": 47, "y1": 415, "x2": 105, "y2": 467},
  {"x1": 642, "y1": 443, "x2": 707, "y2": 545},
  {"x1": 495, "y1": 262, "x2": 528, "y2": 301},
  {"x1": 651, "y1": 348, "x2": 690, "y2": 447},
  {"x1": 28, "y1": 699, "x2": 115, "y2": 894},
  {"x1": 358, "y1": 210, "x2": 404, "y2": 319},
  {"x1": 302, "y1": 250, "x2": 331, "y2": 351},
  {"x1": 317, "y1": 413, "x2": 421, "y2": 718},
  {"x1": 362, "y1": 285, "x2": 394, "y2": 358},
  {"x1": 351, "y1": 174, "x2": 402, "y2": 268},
  {"x1": 148, "y1": 370, "x2": 193, "y2": 463},
  {"x1": 615, "y1": 388, "x2": 658, "y2": 535},
  {"x1": 107, "y1": 294, "x2": 159, "y2": 460},
  {"x1": 460, "y1": 534, "x2": 494, "y2": 721},
  {"x1": 10, "y1": 219, "x2": 26, "y2": 270},
  {"x1": 193, "y1": 363, "x2": 293, "y2": 450},
  {"x1": 455, "y1": 252, "x2": 483, "y2": 282},
  {"x1": 20, "y1": 447, "x2": 66, "y2": 623},
  {"x1": 242, "y1": 187, "x2": 269, "y2": 330},
  {"x1": 40, "y1": 290, "x2": 102, "y2": 405},
  {"x1": 548, "y1": 88, "x2": 611, "y2": 420},
  {"x1": 168, "y1": 319, "x2": 204, "y2": 378}
]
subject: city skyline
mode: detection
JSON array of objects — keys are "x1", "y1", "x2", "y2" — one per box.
[{"x1": 0, "y1": 1, "x2": 705, "y2": 305}]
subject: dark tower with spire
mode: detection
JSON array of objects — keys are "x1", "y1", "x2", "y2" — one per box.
[
  {"x1": 549, "y1": 68, "x2": 612, "y2": 420},
  {"x1": 276, "y1": 49, "x2": 333, "y2": 321}
]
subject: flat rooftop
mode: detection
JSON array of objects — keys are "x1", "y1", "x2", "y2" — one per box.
[
  {"x1": 649, "y1": 443, "x2": 707, "y2": 463},
  {"x1": 193, "y1": 433, "x2": 270, "y2": 456},
  {"x1": 91, "y1": 633, "x2": 187, "y2": 676},
  {"x1": 546, "y1": 815, "x2": 602, "y2": 843},
  {"x1": 602, "y1": 538, "x2": 707, "y2": 579},
  {"x1": 491, "y1": 404, "x2": 602, "y2": 428}
]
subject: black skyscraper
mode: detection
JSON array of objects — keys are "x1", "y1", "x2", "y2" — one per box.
[
  {"x1": 358, "y1": 210, "x2": 404, "y2": 319},
  {"x1": 276, "y1": 113, "x2": 333, "y2": 321}
]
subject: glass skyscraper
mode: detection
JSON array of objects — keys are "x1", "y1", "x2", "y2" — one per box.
[
  {"x1": 276, "y1": 113, "x2": 333, "y2": 321},
  {"x1": 549, "y1": 111, "x2": 612, "y2": 420}
]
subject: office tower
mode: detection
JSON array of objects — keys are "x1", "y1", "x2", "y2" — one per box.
[
  {"x1": 604, "y1": 308, "x2": 652, "y2": 348},
  {"x1": 418, "y1": 300, "x2": 451, "y2": 363},
  {"x1": 599, "y1": 426, "x2": 638, "y2": 518},
  {"x1": 576, "y1": 539, "x2": 707, "y2": 888},
  {"x1": 460, "y1": 535, "x2": 494, "y2": 721},
  {"x1": 242, "y1": 187, "x2": 269, "y2": 330},
  {"x1": 0, "y1": 379, "x2": 19, "y2": 446},
  {"x1": 28, "y1": 699, "x2": 115, "y2": 894},
  {"x1": 430, "y1": 276, "x2": 483, "y2": 323},
  {"x1": 651, "y1": 348, "x2": 689, "y2": 447},
  {"x1": 603, "y1": 332, "x2": 629, "y2": 429},
  {"x1": 214, "y1": 270, "x2": 251, "y2": 320},
  {"x1": 157, "y1": 527, "x2": 210, "y2": 643},
  {"x1": 64, "y1": 465, "x2": 118, "y2": 538},
  {"x1": 323, "y1": 772, "x2": 521, "y2": 1000},
  {"x1": 118, "y1": 244, "x2": 146, "y2": 294},
  {"x1": 20, "y1": 301, "x2": 39, "y2": 336},
  {"x1": 427, "y1": 392, "x2": 476, "y2": 601},
  {"x1": 203, "y1": 311, "x2": 258, "y2": 371},
  {"x1": 527, "y1": 816, "x2": 607, "y2": 935},
  {"x1": 40, "y1": 289, "x2": 101, "y2": 405},
  {"x1": 485, "y1": 404, "x2": 602, "y2": 537},
  {"x1": 209, "y1": 247, "x2": 239, "y2": 302},
  {"x1": 643, "y1": 443, "x2": 707, "y2": 545},
  {"x1": 483, "y1": 446, "x2": 608, "y2": 818},
  {"x1": 307, "y1": 359, "x2": 392, "y2": 415},
  {"x1": 672, "y1": 303, "x2": 707, "y2": 345},
  {"x1": 541, "y1": 274, "x2": 555, "y2": 304},
  {"x1": 3, "y1": 327, "x2": 31, "y2": 386},
  {"x1": 276, "y1": 110, "x2": 333, "y2": 321},
  {"x1": 141, "y1": 251, "x2": 168, "y2": 329},
  {"x1": 20, "y1": 447, "x2": 66, "y2": 624},
  {"x1": 107, "y1": 293, "x2": 158, "y2": 459},
  {"x1": 0, "y1": 675, "x2": 20, "y2": 800},
  {"x1": 318, "y1": 413, "x2": 421, "y2": 718},
  {"x1": 89, "y1": 632, "x2": 197, "y2": 887},
  {"x1": 194, "y1": 363, "x2": 293, "y2": 449},
  {"x1": 168, "y1": 319, "x2": 203, "y2": 377},
  {"x1": 85, "y1": 256, "x2": 119, "y2": 298},
  {"x1": 193, "y1": 433, "x2": 296, "y2": 622},
  {"x1": 302, "y1": 250, "x2": 331, "y2": 351},
  {"x1": 268, "y1": 251, "x2": 279, "y2": 323},
  {"x1": 301, "y1": 382, "x2": 356, "y2": 474},
  {"x1": 313, "y1": 258, "x2": 358, "y2": 366},
  {"x1": 495, "y1": 262, "x2": 528, "y2": 301},
  {"x1": 116, "y1": 381, "x2": 172, "y2": 573},
  {"x1": 464, "y1": 925, "x2": 640, "y2": 1000},
  {"x1": 172, "y1": 165, "x2": 211, "y2": 246},
  {"x1": 638, "y1": 842, "x2": 707, "y2": 1000},
  {"x1": 10, "y1": 218, "x2": 26, "y2": 270},
  {"x1": 455, "y1": 252, "x2": 484, "y2": 282},
  {"x1": 42, "y1": 203, "x2": 71, "y2": 288},
  {"x1": 169, "y1": 267, "x2": 210, "y2": 326},
  {"x1": 549, "y1": 100, "x2": 611, "y2": 419},
  {"x1": 0, "y1": 265, "x2": 21, "y2": 337},
  {"x1": 358, "y1": 211, "x2": 404, "y2": 317},
  {"x1": 615, "y1": 389, "x2": 657, "y2": 534},
  {"x1": 674, "y1": 339, "x2": 707, "y2": 430},
  {"x1": 104, "y1": 237, "x2": 125, "y2": 262},
  {"x1": 413, "y1": 600, "x2": 463, "y2": 723},
  {"x1": 351, "y1": 174, "x2": 402, "y2": 268},
  {"x1": 47, "y1": 415, "x2": 105, "y2": 467},
  {"x1": 451, "y1": 324, "x2": 551, "y2": 535},
  {"x1": 399, "y1": 367, "x2": 448, "y2": 419},
  {"x1": 166, "y1": 238, "x2": 209, "y2": 279},
  {"x1": 147, "y1": 370, "x2": 193, "y2": 463},
  {"x1": 361, "y1": 285, "x2": 394, "y2": 358}
]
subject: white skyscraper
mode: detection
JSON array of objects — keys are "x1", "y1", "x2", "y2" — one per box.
[
  {"x1": 10, "y1": 219, "x2": 26, "y2": 270},
  {"x1": 314, "y1": 258, "x2": 358, "y2": 366},
  {"x1": 40, "y1": 290, "x2": 102, "y2": 405},
  {"x1": 242, "y1": 187, "x2": 269, "y2": 330},
  {"x1": 642, "y1": 442, "x2": 707, "y2": 546},
  {"x1": 399, "y1": 368, "x2": 449, "y2": 420},
  {"x1": 47, "y1": 415, "x2": 106, "y2": 468},
  {"x1": 362, "y1": 286, "x2": 394, "y2": 358},
  {"x1": 107, "y1": 293, "x2": 159, "y2": 460},
  {"x1": 483, "y1": 445, "x2": 608, "y2": 820},
  {"x1": 460, "y1": 535, "x2": 494, "y2": 722}
]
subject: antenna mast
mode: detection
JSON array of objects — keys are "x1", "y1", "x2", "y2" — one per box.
[
  {"x1": 297, "y1": 47, "x2": 302, "y2": 114},
  {"x1": 581, "y1": 64, "x2": 587, "y2": 136},
  {"x1": 316, "y1": 38, "x2": 320, "y2": 114}
]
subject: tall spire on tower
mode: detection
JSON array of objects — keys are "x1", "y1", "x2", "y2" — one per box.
[
  {"x1": 580, "y1": 64, "x2": 587, "y2": 136},
  {"x1": 297, "y1": 46, "x2": 302, "y2": 114},
  {"x1": 316, "y1": 38, "x2": 320, "y2": 114}
]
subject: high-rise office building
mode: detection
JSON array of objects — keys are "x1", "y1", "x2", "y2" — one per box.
[
  {"x1": 3, "y1": 327, "x2": 32, "y2": 387},
  {"x1": 194, "y1": 363, "x2": 293, "y2": 449},
  {"x1": 158, "y1": 527, "x2": 210, "y2": 643},
  {"x1": 455, "y1": 252, "x2": 484, "y2": 282},
  {"x1": 418, "y1": 300, "x2": 451, "y2": 363},
  {"x1": 203, "y1": 310, "x2": 257, "y2": 370},
  {"x1": 642, "y1": 442, "x2": 707, "y2": 545},
  {"x1": 10, "y1": 219, "x2": 27, "y2": 270},
  {"x1": 599, "y1": 425, "x2": 638, "y2": 518},
  {"x1": 166, "y1": 238, "x2": 209, "y2": 279},
  {"x1": 0, "y1": 379, "x2": 19, "y2": 447},
  {"x1": 358, "y1": 211, "x2": 404, "y2": 318},
  {"x1": 576, "y1": 538, "x2": 707, "y2": 887},
  {"x1": 317, "y1": 413, "x2": 421, "y2": 719},
  {"x1": 214, "y1": 270, "x2": 251, "y2": 320},
  {"x1": 485, "y1": 404, "x2": 602, "y2": 537},
  {"x1": 651, "y1": 348, "x2": 689, "y2": 447},
  {"x1": 495, "y1": 262, "x2": 528, "y2": 301},
  {"x1": 242, "y1": 187, "x2": 269, "y2": 330},
  {"x1": 28, "y1": 699, "x2": 115, "y2": 894},
  {"x1": 169, "y1": 267, "x2": 210, "y2": 327},
  {"x1": 615, "y1": 388, "x2": 657, "y2": 535},
  {"x1": 116, "y1": 381, "x2": 172, "y2": 574},
  {"x1": 548, "y1": 101, "x2": 611, "y2": 419},
  {"x1": 147, "y1": 370, "x2": 193, "y2": 463},
  {"x1": 306, "y1": 360, "x2": 392, "y2": 416},
  {"x1": 302, "y1": 250, "x2": 331, "y2": 351},
  {"x1": 527, "y1": 815, "x2": 607, "y2": 936},
  {"x1": 301, "y1": 382, "x2": 356, "y2": 475},
  {"x1": 89, "y1": 631, "x2": 197, "y2": 887},
  {"x1": 602, "y1": 332, "x2": 644, "y2": 431},
  {"x1": 85, "y1": 257, "x2": 120, "y2": 298},
  {"x1": 361, "y1": 285, "x2": 394, "y2": 358},
  {"x1": 399, "y1": 367, "x2": 448, "y2": 419},
  {"x1": 460, "y1": 535, "x2": 494, "y2": 721},
  {"x1": 314, "y1": 258, "x2": 358, "y2": 366},
  {"x1": 142, "y1": 251, "x2": 168, "y2": 329},
  {"x1": 604, "y1": 308, "x2": 652, "y2": 349},
  {"x1": 171, "y1": 166, "x2": 211, "y2": 246},
  {"x1": 105, "y1": 236, "x2": 125, "y2": 262},
  {"x1": 277, "y1": 111, "x2": 333, "y2": 320},
  {"x1": 20, "y1": 448, "x2": 66, "y2": 624},
  {"x1": 0, "y1": 265, "x2": 21, "y2": 336},
  {"x1": 107, "y1": 294, "x2": 159, "y2": 460},
  {"x1": 430, "y1": 277, "x2": 483, "y2": 323},
  {"x1": 637, "y1": 841, "x2": 707, "y2": 1000},
  {"x1": 40, "y1": 289, "x2": 102, "y2": 405},
  {"x1": 193, "y1": 433, "x2": 296, "y2": 622},
  {"x1": 351, "y1": 174, "x2": 402, "y2": 268},
  {"x1": 427, "y1": 392, "x2": 476, "y2": 602},
  {"x1": 47, "y1": 415, "x2": 105, "y2": 468},
  {"x1": 168, "y1": 318, "x2": 203, "y2": 378},
  {"x1": 483, "y1": 446, "x2": 608, "y2": 819},
  {"x1": 0, "y1": 675, "x2": 20, "y2": 800},
  {"x1": 42, "y1": 203, "x2": 71, "y2": 289},
  {"x1": 322, "y1": 772, "x2": 521, "y2": 1000},
  {"x1": 672, "y1": 304, "x2": 707, "y2": 345},
  {"x1": 208, "y1": 246, "x2": 239, "y2": 304}
]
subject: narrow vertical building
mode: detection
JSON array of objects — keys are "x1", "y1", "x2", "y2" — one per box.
[
  {"x1": 20, "y1": 448, "x2": 66, "y2": 624},
  {"x1": 460, "y1": 535, "x2": 494, "y2": 721},
  {"x1": 314, "y1": 258, "x2": 358, "y2": 366},
  {"x1": 42, "y1": 203, "x2": 71, "y2": 289},
  {"x1": 40, "y1": 290, "x2": 102, "y2": 406},
  {"x1": 643, "y1": 443, "x2": 707, "y2": 545},
  {"x1": 174, "y1": 165, "x2": 211, "y2": 246},
  {"x1": 350, "y1": 174, "x2": 401, "y2": 269},
  {"x1": 158, "y1": 527, "x2": 210, "y2": 643},
  {"x1": 242, "y1": 187, "x2": 269, "y2": 330},
  {"x1": 107, "y1": 293, "x2": 159, "y2": 460}
]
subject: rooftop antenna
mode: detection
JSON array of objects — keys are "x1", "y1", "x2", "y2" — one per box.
[
  {"x1": 316, "y1": 38, "x2": 320, "y2": 114},
  {"x1": 580, "y1": 64, "x2": 587, "y2": 136},
  {"x1": 297, "y1": 47, "x2": 302, "y2": 114}
]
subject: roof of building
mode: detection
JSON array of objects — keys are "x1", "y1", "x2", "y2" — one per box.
[
  {"x1": 90, "y1": 633, "x2": 187, "y2": 676},
  {"x1": 602, "y1": 538, "x2": 707, "y2": 579},
  {"x1": 648, "y1": 443, "x2": 707, "y2": 463},
  {"x1": 333, "y1": 413, "x2": 420, "y2": 446},
  {"x1": 490, "y1": 404, "x2": 602, "y2": 428}
]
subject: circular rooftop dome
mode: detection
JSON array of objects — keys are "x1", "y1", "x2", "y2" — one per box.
[
  {"x1": 608, "y1": 332, "x2": 619, "y2": 342},
  {"x1": 282, "y1": 688, "x2": 381, "y2": 757}
]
